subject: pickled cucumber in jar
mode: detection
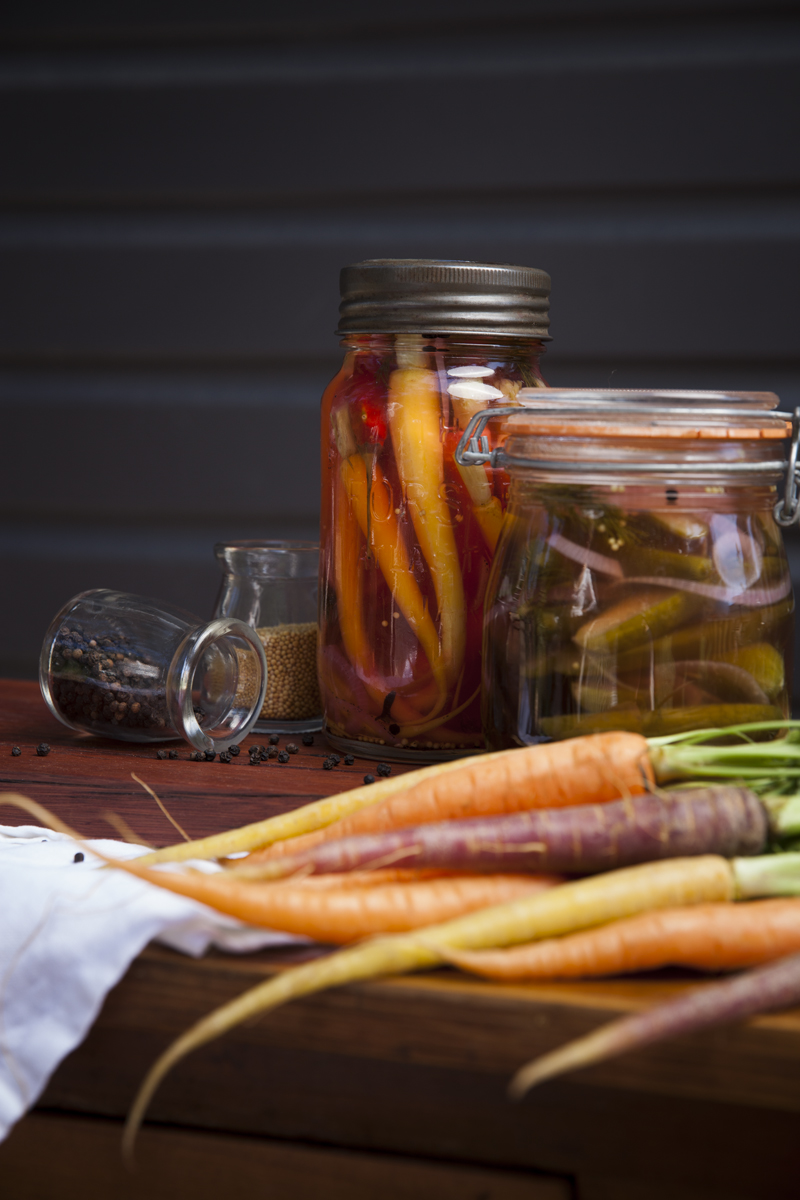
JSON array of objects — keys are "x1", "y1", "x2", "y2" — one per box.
[{"x1": 483, "y1": 480, "x2": 794, "y2": 748}]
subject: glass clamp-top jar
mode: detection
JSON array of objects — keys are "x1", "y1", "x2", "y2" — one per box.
[
  {"x1": 454, "y1": 390, "x2": 797, "y2": 748},
  {"x1": 40, "y1": 589, "x2": 267, "y2": 752},
  {"x1": 214, "y1": 541, "x2": 322, "y2": 734},
  {"x1": 319, "y1": 258, "x2": 553, "y2": 762}
]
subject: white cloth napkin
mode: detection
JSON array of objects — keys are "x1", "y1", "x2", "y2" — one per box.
[{"x1": 0, "y1": 823, "x2": 305, "y2": 1142}]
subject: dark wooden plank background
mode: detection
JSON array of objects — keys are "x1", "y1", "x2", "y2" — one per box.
[{"x1": 1, "y1": 0, "x2": 799, "y2": 697}]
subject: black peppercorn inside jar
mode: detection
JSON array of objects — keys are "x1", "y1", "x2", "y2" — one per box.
[
  {"x1": 40, "y1": 589, "x2": 267, "y2": 753},
  {"x1": 214, "y1": 542, "x2": 323, "y2": 734}
]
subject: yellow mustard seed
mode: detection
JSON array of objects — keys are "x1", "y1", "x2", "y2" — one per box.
[{"x1": 233, "y1": 622, "x2": 322, "y2": 721}]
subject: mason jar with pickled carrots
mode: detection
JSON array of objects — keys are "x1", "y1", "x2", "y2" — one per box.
[
  {"x1": 458, "y1": 390, "x2": 796, "y2": 749},
  {"x1": 319, "y1": 259, "x2": 552, "y2": 760}
]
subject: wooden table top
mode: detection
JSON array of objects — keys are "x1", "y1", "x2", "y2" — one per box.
[
  {"x1": 2, "y1": 678, "x2": 800, "y2": 1199},
  {"x1": 3, "y1": 675, "x2": 800, "y2": 1109}
]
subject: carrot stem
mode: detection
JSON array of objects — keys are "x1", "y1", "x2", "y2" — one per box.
[
  {"x1": 733, "y1": 852, "x2": 800, "y2": 897},
  {"x1": 764, "y1": 793, "x2": 800, "y2": 838},
  {"x1": 648, "y1": 720, "x2": 800, "y2": 783}
]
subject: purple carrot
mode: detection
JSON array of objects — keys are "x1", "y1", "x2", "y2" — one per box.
[
  {"x1": 509, "y1": 949, "x2": 800, "y2": 1099},
  {"x1": 235, "y1": 787, "x2": 767, "y2": 880}
]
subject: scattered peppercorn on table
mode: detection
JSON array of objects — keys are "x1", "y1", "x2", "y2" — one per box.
[{"x1": 1, "y1": 679, "x2": 799, "y2": 1200}]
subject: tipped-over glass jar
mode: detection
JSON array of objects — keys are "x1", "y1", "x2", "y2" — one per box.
[
  {"x1": 454, "y1": 390, "x2": 797, "y2": 748},
  {"x1": 40, "y1": 589, "x2": 267, "y2": 752},
  {"x1": 214, "y1": 541, "x2": 322, "y2": 734},
  {"x1": 319, "y1": 258, "x2": 552, "y2": 761}
]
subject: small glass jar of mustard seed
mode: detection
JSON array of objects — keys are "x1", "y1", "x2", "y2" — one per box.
[
  {"x1": 454, "y1": 390, "x2": 797, "y2": 749},
  {"x1": 214, "y1": 541, "x2": 323, "y2": 734}
]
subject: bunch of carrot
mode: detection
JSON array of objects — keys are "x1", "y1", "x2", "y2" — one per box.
[{"x1": 11, "y1": 719, "x2": 800, "y2": 1156}]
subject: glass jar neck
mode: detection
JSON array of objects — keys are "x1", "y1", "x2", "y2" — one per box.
[
  {"x1": 215, "y1": 541, "x2": 319, "y2": 580},
  {"x1": 340, "y1": 332, "x2": 546, "y2": 362}
]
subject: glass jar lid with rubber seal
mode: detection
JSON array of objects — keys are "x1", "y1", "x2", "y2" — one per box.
[{"x1": 454, "y1": 390, "x2": 798, "y2": 749}]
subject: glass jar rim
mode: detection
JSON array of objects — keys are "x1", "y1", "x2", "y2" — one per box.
[
  {"x1": 454, "y1": 391, "x2": 795, "y2": 505},
  {"x1": 168, "y1": 616, "x2": 268, "y2": 753},
  {"x1": 507, "y1": 389, "x2": 789, "y2": 442}
]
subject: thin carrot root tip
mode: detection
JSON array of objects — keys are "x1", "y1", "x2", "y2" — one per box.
[
  {"x1": 131, "y1": 772, "x2": 190, "y2": 842},
  {"x1": 508, "y1": 1035, "x2": 609, "y2": 1100},
  {"x1": 0, "y1": 791, "x2": 83, "y2": 840},
  {"x1": 508, "y1": 948, "x2": 800, "y2": 1103}
]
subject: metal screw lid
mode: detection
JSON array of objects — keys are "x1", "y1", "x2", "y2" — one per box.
[{"x1": 337, "y1": 259, "x2": 551, "y2": 340}]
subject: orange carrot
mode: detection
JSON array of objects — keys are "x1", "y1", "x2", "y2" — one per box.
[
  {"x1": 105, "y1": 859, "x2": 557, "y2": 944},
  {"x1": 279, "y1": 868, "x2": 468, "y2": 888},
  {"x1": 245, "y1": 730, "x2": 654, "y2": 864},
  {"x1": 440, "y1": 898, "x2": 800, "y2": 980}
]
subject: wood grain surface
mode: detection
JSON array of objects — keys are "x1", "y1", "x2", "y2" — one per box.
[
  {"x1": 0, "y1": 678, "x2": 414, "y2": 844},
  {"x1": 20, "y1": 943, "x2": 800, "y2": 1199},
  {"x1": 0, "y1": 1112, "x2": 571, "y2": 1200}
]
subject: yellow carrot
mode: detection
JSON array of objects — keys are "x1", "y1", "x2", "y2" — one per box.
[
  {"x1": 133, "y1": 753, "x2": 499, "y2": 866},
  {"x1": 388, "y1": 366, "x2": 466, "y2": 687},
  {"x1": 123, "y1": 855, "x2": 733, "y2": 1157},
  {"x1": 341, "y1": 451, "x2": 447, "y2": 707},
  {"x1": 332, "y1": 469, "x2": 376, "y2": 697},
  {"x1": 448, "y1": 390, "x2": 506, "y2": 553},
  {"x1": 471, "y1": 496, "x2": 505, "y2": 555},
  {"x1": 454, "y1": 457, "x2": 504, "y2": 553},
  {"x1": 451, "y1": 453, "x2": 504, "y2": 554}
]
